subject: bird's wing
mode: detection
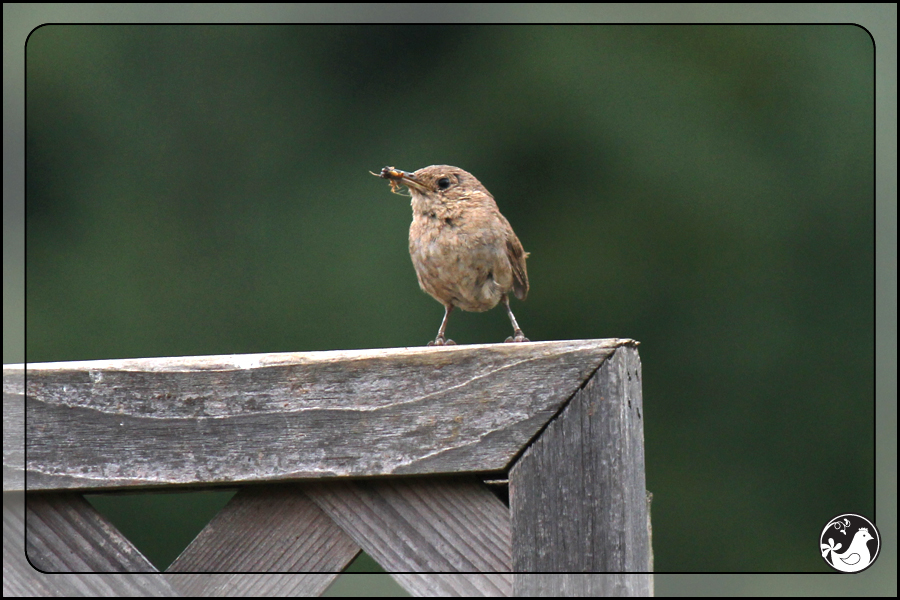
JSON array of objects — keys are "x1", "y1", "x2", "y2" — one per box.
[{"x1": 506, "y1": 233, "x2": 529, "y2": 301}]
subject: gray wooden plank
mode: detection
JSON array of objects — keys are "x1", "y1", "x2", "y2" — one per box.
[
  {"x1": 510, "y1": 345, "x2": 652, "y2": 595},
  {"x1": 3, "y1": 491, "x2": 178, "y2": 596},
  {"x1": 647, "y1": 491, "x2": 654, "y2": 574},
  {"x1": 3, "y1": 367, "x2": 25, "y2": 490},
  {"x1": 394, "y1": 574, "x2": 511, "y2": 597},
  {"x1": 25, "y1": 492, "x2": 161, "y2": 573},
  {"x1": 514, "y1": 575, "x2": 652, "y2": 596},
  {"x1": 166, "y1": 573, "x2": 338, "y2": 597},
  {"x1": 166, "y1": 483, "x2": 359, "y2": 574},
  {"x1": 307, "y1": 477, "x2": 511, "y2": 596},
  {"x1": 7, "y1": 339, "x2": 626, "y2": 491}
]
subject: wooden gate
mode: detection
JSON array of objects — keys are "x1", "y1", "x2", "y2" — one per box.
[{"x1": 4, "y1": 339, "x2": 652, "y2": 596}]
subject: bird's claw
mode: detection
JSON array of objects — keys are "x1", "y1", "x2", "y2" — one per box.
[
  {"x1": 428, "y1": 337, "x2": 456, "y2": 346},
  {"x1": 504, "y1": 332, "x2": 530, "y2": 343}
]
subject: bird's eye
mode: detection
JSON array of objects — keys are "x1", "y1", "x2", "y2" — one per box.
[{"x1": 437, "y1": 177, "x2": 451, "y2": 190}]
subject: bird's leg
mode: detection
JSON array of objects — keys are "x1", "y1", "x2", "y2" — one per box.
[
  {"x1": 428, "y1": 305, "x2": 456, "y2": 346},
  {"x1": 502, "y1": 294, "x2": 529, "y2": 343}
]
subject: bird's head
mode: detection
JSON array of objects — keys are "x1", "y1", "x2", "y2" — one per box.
[{"x1": 374, "y1": 165, "x2": 491, "y2": 212}]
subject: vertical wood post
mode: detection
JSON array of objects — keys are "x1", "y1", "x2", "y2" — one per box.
[{"x1": 510, "y1": 344, "x2": 652, "y2": 596}]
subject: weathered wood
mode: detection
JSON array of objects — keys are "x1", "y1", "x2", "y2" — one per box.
[
  {"x1": 4, "y1": 339, "x2": 651, "y2": 597},
  {"x1": 8, "y1": 339, "x2": 627, "y2": 491},
  {"x1": 3, "y1": 367, "x2": 24, "y2": 490},
  {"x1": 514, "y1": 575, "x2": 651, "y2": 596},
  {"x1": 167, "y1": 483, "x2": 360, "y2": 574},
  {"x1": 307, "y1": 477, "x2": 511, "y2": 596},
  {"x1": 25, "y1": 492, "x2": 160, "y2": 573},
  {"x1": 510, "y1": 345, "x2": 651, "y2": 595},
  {"x1": 647, "y1": 491, "x2": 654, "y2": 574},
  {"x1": 166, "y1": 573, "x2": 340, "y2": 597},
  {"x1": 3, "y1": 492, "x2": 177, "y2": 596},
  {"x1": 395, "y1": 574, "x2": 511, "y2": 597}
]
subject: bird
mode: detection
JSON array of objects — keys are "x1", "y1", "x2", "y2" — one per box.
[
  {"x1": 374, "y1": 165, "x2": 530, "y2": 346},
  {"x1": 822, "y1": 528, "x2": 875, "y2": 572}
]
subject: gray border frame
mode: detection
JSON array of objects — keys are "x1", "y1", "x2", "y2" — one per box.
[{"x1": 4, "y1": 4, "x2": 895, "y2": 597}]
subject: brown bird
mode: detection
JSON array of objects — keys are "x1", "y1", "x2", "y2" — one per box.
[{"x1": 375, "y1": 165, "x2": 530, "y2": 346}]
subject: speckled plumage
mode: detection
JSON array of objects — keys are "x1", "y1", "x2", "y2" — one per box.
[{"x1": 378, "y1": 165, "x2": 530, "y2": 345}]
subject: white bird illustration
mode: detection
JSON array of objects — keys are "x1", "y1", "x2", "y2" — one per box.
[{"x1": 822, "y1": 528, "x2": 874, "y2": 572}]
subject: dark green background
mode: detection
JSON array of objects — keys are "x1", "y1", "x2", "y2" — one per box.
[{"x1": 24, "y1": 23, "x2": 873, "y2": 580}]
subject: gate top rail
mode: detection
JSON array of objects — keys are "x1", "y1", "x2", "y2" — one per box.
[{"x1": 4, "y1": 338, "x2": 635, "y2": 492}]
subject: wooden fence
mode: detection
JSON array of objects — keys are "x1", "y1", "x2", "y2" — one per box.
[{"x1": 3, "y1": 338, "x2": 652, "y2": 596}]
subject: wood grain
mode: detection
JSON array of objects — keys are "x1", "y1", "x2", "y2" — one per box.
[
  {"x1": 166, "y1": 483, "x2": 359, "y2": 573},
  {"x1": 4, "y1": 366, "x2": 25, "y2": 490},
  {"x1": 166, "y1": 573, "x2": 342, "y2": 597},
  {"x1": 7, "y1": 339, "x2": 627, "y2": 491},
  {"x1": 4, "y1": 492, "x2": 179, "y2": 595},
  {"x1": 514, "y1": 575, "x2": 652, "y2": 597},
  {"x1": 510, "y1": 345, "x2": 651, "y2": 594},
  {"x1": 307, "y1": 477, "x2": 511, "y2": 596},
  {"x1": 24, "y1": 492, "x2": 159, "y2": 573}
]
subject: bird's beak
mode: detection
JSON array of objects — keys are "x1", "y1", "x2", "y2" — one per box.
[{"x1": 373, "y1": 166, "x2": 427, "y2": 193}]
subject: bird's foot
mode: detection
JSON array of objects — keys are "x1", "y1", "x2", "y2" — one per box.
[
  {"x1": 504, "y1": 330, "x2": 530, "y2": 343},
  {"x1": 428, "y1": 337, "x2": 456, "y2": 346}
]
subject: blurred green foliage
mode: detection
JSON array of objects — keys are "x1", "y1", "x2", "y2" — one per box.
[{"x1": 26, "y1": 25, "x2": 873, "y2": 573}]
